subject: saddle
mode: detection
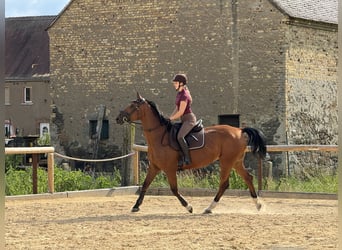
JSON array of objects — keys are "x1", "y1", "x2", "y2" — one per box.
[{"x1": 169, "y1": 119, "x2": 205, "y2": 151}]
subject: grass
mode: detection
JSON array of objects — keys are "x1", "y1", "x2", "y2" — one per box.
[
  {"x1": 265, "y1": 175, "x2": 337, "y2": 193},
  {"x1": 5, "y1": 162, "x2": 337, "y2": 196},
  {"x1": 140, "y1": 169, "x2": 337, "y2": 194}
]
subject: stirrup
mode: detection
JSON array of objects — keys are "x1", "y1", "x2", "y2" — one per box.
[
  {"x1": 183, "y1": 157, "x2": 191, "y2": 165},
  {"x1": 177, "y1": 155, "x2": 184, "y2": 169}
]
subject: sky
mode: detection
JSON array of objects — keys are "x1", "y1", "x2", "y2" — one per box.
[{"x1": 5, "y1": 0, "x2": 70, "y2": 17}]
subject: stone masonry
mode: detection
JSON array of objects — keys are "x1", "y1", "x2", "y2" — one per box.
[{"x1": 48, "y1": 0, "x2": 338, "y2": 174}]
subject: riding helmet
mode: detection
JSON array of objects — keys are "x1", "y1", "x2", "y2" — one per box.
[{"x1": 173, "y1": 74, "x2": 187, "y2": 85}]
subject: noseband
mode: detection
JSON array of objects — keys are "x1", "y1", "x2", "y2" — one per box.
[
  {"x1": 119, "y1": 98, "x2": 145, "y2": 124},
  {"x1": 118, "y1": 98, "x2": 166, "y2": 133}
]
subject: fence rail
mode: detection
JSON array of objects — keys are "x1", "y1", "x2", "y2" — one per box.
[
  {"x1": 133, "y1": 144, "x2": 338, "y2": 153},
  {"x1": 265, "y1": 145, "x2": 337, "y2": 152}
]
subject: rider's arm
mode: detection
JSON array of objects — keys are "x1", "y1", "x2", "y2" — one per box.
[{"x1": 170, "y1": 101, "x2": 187, "y2": 121}]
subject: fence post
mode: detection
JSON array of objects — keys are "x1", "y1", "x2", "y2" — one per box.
[
  {"x1": 129, "y1": 124, "x2": 136, "y2": 184},
  {"x1": 121, "y1": 124, "x2": 135, "y2": 186},
  {"x1": 132, "y1": 150, "x2": 139, "y2": 185},
  {"x1": 257, "y1": 158, "x2": 263, "y2": 192},
  {"x1": 47, "y1": 152, "x2": 54, "y2": 193},
  {"x1": 32, "y1": 154, "x2": 38, "y2": 194}
]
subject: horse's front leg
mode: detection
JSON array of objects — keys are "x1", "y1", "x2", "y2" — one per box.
[
  {"x1": 132, "y1": 164, "x2": 160, "y2": 212},
  {"x1": 166, "y1": 171, "x2": 193, "y2": 213}
]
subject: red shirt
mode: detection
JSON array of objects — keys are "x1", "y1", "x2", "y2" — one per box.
[{"x1": 175, "y1": 89, "x2": 192, "y2": 115}]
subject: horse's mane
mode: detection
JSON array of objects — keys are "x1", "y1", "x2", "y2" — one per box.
[{"x1": 146, "y1": 99, "x2": 172, "y2": 130}]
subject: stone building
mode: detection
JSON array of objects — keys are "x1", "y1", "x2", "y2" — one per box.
[
  {"x1": 5, "y1": 16, "x2": 54, "y2": 146},
  {"x1": 47, "y1": 0, "x2": 338, "y2": 173}
]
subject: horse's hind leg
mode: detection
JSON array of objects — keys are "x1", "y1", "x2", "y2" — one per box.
[
  {"x1": 234, "y1": 160, "x2": 262, "y2": 210},
  {"x1": 132, "y1": 163, "x2": 160, "y2": 212},
  {"x1": 204, "y1": 163, "x2": 231, "y2": 214},
  {"x1": 165, "y1": 171, "x2": 193, "y2": 213}
]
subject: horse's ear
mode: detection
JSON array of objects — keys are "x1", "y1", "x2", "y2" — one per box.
[{"x1": 137, "y1": 92, "x2": 144, "y2": 101}]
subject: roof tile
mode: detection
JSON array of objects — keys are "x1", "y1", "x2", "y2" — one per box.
[
  {"x1": 270, "y1": 0, "x2": 338, "y2": 24},
  {"x1": 5, "y1": 16, "x2": 56, "y2": 79}
]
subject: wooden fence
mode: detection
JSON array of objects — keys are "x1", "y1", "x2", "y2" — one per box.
[
  {"x1": 5, "y1": 147, "x2": 55, "y2": 194},
  {"x1": 4, "y1": 144, "x2": 337, "y2": 194},
  {"x1": 131, "y1": 144, "x2": 338, "y2": 191}
]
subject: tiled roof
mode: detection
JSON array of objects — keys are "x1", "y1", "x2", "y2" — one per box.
[
  {"x1": 270, "y1": 0, "x2": 338, "y2": 24},
  {"x1": 5, "y1": 16, "x2": 56, "y2": 79}
]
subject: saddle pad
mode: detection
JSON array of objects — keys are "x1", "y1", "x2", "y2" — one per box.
[{"x1": 169, "y1": 127, "x2": 205, "y2": 151}]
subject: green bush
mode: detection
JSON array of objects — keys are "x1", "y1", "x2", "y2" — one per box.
[
  {"x1": 54, "y1": 168, "x2": 93, "y2": 192},
  {"x1": 5, "y1": 162, "x2": 337, "y2": 196},
  {"x1": 5, "y1": 166, "x2": 122, "y2": 196},
  {"x1": 5, "y1": 167, "x2": 48, "y2": 195},
  {"x1": 5, "y1": 155, "x2": 23, "y2": 172}
]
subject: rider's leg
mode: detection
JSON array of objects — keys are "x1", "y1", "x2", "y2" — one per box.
[
  {"x1": 177, "y1": 135, "x2": 191, "y2": 165},
  {"x1": 177, "y1": 113, "x2": 196, "y2": 166}
]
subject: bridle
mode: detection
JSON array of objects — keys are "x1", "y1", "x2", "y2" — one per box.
[
  {"x1": 118, "y1": 98, "x2": 144, "y2": 124},
  {"x1": 117, "y1": 97, "x2": 170, "y2": 145},
  {"x1": 118, "y1": 98, "x2": 164, "y2": 132}
]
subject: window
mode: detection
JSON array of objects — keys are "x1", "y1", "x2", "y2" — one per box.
[
  {"x1": 40, "y1": 123, "x2": 50, "y2": 137},
  {"x1": 5, "y1": 124, "x2": 10, "y2": 137},
  {"x1": 24, "y1": 87, "x2": 32, "y2": 103},
  {"x1": 38, "y1": 123, "x2": 50, "y2": 145},
  {"x1": 5, "y1": 87, "x2": 10, "y2": 105},
  {"x1": 4, "y1": 120, "x2": 15, "y2": 138},
  {"x1": 218, "y1": 114, "x2": 240, "y2": 128},
  {"x1": 89, "y1": 120, "x2": 109, "y2": 140}
]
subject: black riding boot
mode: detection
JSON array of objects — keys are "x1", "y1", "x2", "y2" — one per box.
[{"x1": 178, "y1": 137, "x2": 191, "y2": 165}]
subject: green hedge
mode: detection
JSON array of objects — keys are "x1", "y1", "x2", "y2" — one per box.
[
  {"x1": 5, "y1": 164, "x2": 337, "y2": 196},
  {"x1": 5, "y1": 167, "x2": 121, "y2": 196}
]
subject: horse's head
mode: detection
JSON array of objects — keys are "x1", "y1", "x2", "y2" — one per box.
[{"x1": 116, "y1": 92, "x2": 146, "y2": 124}]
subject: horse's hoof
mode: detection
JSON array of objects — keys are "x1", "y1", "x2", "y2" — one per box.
[
  {"x1": 186, "y1": 205, "x2": 193, "y2": 213},
  {"x1": 131, "y1": 207, "x2": 140, "y2": 212},
  {"x1": 256, "y1": 203, "x2": 262, "y2": 211},
  {"x1": 253, "y1": 198, "x2": 262, "y2": 211},
  {"x1": 203, "y1": 209, "x2": 212, "y2": 214}
]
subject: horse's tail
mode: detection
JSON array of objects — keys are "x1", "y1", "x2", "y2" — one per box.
[{"x1": 242, "y1": 127, "x2": 267, "y2": 159}]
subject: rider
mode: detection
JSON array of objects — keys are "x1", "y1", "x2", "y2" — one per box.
[{"x1": 169, "y1": 74, "x2": 196, "y2": 166}]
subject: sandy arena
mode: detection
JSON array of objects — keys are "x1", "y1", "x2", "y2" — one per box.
[{"x1": 5, "y1": 194, "x2": 337, "y2": 249}]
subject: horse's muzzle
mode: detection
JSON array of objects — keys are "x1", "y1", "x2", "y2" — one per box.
[{"x1": 116, "y1": 111, "x2": 129, "y2": 125}]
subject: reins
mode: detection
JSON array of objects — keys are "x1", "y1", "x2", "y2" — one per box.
[
  {"x1": 129, "y1": 119, "x2": 169, "y2": 145},
  {"x1": 128, "y1": 120, "x2": 162, "y2": 132},
  {"x1": 120, "y1": 97, "x2": 170, "y2": 146},
  {"x1": 143, "y1": 123, "x2": 163, "y2": 132}
]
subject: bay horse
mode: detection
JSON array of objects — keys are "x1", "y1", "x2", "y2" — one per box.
[{"x1": 116, "y1": 93, "x2": 267, "y2": 214}]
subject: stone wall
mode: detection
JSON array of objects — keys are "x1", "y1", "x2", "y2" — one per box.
[
  {"x1": 236, "y1": 0, "x2": 288, "y2": 145},
  {"x1": 48, "y1": 0, "x2": 338, "y2": 174},
  {"x1": 286, "y1": 24, "x2": 338, "y2": 145},
  {"x1": 285, "y1": 23, "x2": 338, "y2": 174}
]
